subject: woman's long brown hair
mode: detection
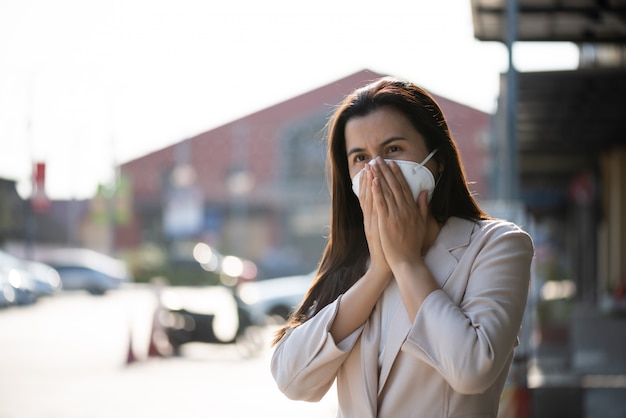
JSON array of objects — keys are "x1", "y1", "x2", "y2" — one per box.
[{"x1": 272, "y1": 76, "x2": 489, "y2": 345}]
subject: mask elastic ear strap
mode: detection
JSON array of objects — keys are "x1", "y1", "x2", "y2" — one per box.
[
  {"x1": 435, "y1": 170, "x2": 443, "y2": 187},
  {"x1": 421, "y1": 148, "x2": 438, "y2": 166}
]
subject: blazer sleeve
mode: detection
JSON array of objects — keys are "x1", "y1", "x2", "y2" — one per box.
[
  {"x1": 270, "y1": 294, "x2": 364, "y2": 401},
  {"x1": 403, "y1": 221, "x2": 534, "y2": 394}
]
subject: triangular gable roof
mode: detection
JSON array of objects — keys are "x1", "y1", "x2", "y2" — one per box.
[
  {"x1": 121, "y1": 69, "x2": 490, "y2": 200},
  {"x1": 122, "y1": 69, "x2": 386, "y2": 167}
]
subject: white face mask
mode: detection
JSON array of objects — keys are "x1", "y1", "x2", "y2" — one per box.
[{"x1": 351, "y1": 149, "x2": 439, "y2": 203}]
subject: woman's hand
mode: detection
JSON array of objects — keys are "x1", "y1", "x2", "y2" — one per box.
[
  {"x1": 370, "y1": 157, "x2": 439, "y2": 320},
  {"x1": 370, "y1": 157, "x2": 428, "y2": 267},
  {"x1": 358, "y1": 163, "x2": 392, "y2": 279},
  {"x1": 329, "y1": 166, "x2": 393, "y2": 342}
]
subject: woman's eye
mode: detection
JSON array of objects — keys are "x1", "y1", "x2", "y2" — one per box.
[
  {"x1": 387, "y1": 145, "x2": 400, "y2": 154},
  {"x1": 354, "y1": 154, "x2": 367, "y2": 163}
]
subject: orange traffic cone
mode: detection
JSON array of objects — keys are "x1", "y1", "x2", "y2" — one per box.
[
  {"x1": 126, "y1": 331, "x2": 138, "y2": 365},
  {"x1": 147, "y1": 327, "x2": 162, "y2": 357}
]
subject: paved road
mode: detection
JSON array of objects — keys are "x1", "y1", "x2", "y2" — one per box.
[{"x1": 0, "y1": 286, "x2": 337, "y2": 418}]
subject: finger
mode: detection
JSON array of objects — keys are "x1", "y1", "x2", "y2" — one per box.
[
  {"x1": 386, "y1": 160, "x2": 415, "y2": 205},
  {"x1": 357, "y1": 166, "x2": 368, "y2": 207},
  {"x1": 362, "y1": 166, "x2": 381, "y2": 237},
  {"x1": 417, "y1": 190, "x2": 429, "y2": 221},
  {"x1": 370, "y1": 165, "x2": 389, "y2": 216},
  {"x1": 358, "y1": 165, "x2": 375, "y2": 216},
  {"x1": 359, "y1": 171, "x2": 374, "y2": 224},
  {"x1": 371, "y1": 159, "x2": 394, "y2": 201},
  {"x1": 373, "y1": 158, "x2": 412, "y2": 206}
]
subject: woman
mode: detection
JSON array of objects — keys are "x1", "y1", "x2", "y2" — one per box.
[{"x1": 271, "y1": 77, "x2": 534, "y2": 417}]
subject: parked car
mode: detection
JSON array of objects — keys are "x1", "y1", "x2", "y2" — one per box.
[
  {"x1": 37, "y1": 248, "x2": 131, "y2": 295},
  {"x1": 0, "y1": 270, "x2": 17, "y2": 308},
  {"x1": 22, "y1": 259, "x2": 62, "y2": 297},
  {"x1": 0, "y1": 250, "x2": 59, "y2": 304},
  {"x1": 236, "y1": 271, "x2": 314, "y2": 325}
]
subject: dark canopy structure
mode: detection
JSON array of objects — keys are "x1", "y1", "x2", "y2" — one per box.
[
  {"x1": 471, "y1": 0, "x2": 626, "y2": 44},
  {"x1": 471, "y1": 0, "x2": 626, "y2": 211}
]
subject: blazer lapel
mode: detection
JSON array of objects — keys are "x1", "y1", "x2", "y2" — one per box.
[
  {"x1": 361, "y1": 302, "x2": 382, "y2": 413},
  {"x1": 425, "y1": 217, "x2": 475, "y2": 288},
  {"x1": 376, "y1": 217, "x2": 475, "y2": 395},
  {"x1": 377, "y1": 296, "x2": 411, "y2": 395}
]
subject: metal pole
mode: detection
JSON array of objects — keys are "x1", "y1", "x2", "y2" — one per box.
[
  {"x1": 506, "y1": 0, "x2": 519, "y2": 202},
  {"x1": 505, "y1": 1, "x2": 529, "y2": 405}
]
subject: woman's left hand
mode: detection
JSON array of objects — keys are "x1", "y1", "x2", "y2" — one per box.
[
  {"x1": 370, "y1": 157, "x2": 429, "y2": 267},
  {"x1": 370, "y1": 157, "x2": 440, "y2": 321}
]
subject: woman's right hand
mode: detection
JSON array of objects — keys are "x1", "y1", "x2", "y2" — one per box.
[
  {"x1": 358, "y1": 164, "x2": 392, "y2": 279},
  {"x1": 329, "y1": 165, "x2": 392, "y2": 342}
]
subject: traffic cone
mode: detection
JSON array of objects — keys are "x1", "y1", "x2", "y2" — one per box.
[
  {"x1": 147, "y1": 325, "x2": 162, "y2": 357},
  {"x1": 126, "y1": 331, "x2": 138, "y2": 365}
]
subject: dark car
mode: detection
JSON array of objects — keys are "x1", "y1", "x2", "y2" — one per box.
[{"x1": 158, "y1": 285, "x2": 264, "y2": 357}]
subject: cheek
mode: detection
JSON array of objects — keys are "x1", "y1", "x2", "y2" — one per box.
[
  {"x1": 349, "y1": 167, "x2": 362, "y2": 180},
  {"x1": 347, "y1": 161, "x2": 367, "y2": 180}
]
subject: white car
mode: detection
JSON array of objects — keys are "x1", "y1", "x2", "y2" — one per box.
[
  {"x1": 37, "y1": 248, "x2": 131, "y2": 295},
  {"x1": 237, "y1": 271, "x2": 314, "y2": 325}
]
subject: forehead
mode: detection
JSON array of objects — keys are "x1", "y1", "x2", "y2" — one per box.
[{"x1": 344, "y1": 107, "x2": 423, "y2": 149}]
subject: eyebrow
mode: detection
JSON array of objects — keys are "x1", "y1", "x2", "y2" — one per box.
[{"x1": 346, "y1": 136, "x2": 407, "y2": 158}]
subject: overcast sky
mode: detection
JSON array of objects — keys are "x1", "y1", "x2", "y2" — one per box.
[{"x1": 0, "y1": 0, "x2": 579, "y2": 199}]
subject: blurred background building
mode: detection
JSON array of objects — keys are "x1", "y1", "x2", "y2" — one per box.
[{"x1": 114, "y1": 69, "x2": 491, "y2": 282}]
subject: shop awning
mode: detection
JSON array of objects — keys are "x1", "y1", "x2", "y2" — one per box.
[
  {"x1": 514, "y1": 68, "x2": 626, "y2": 194},
  {"x1": 471, "y1": 1, "x2": 626, "y2": 210},
  {"x1": 470, "y1": 0, "x2": 626, "y2": 44}
]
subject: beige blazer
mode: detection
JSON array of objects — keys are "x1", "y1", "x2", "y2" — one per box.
[{"x1": 271, "y1": 217, "x2": 534, "y2": 418}]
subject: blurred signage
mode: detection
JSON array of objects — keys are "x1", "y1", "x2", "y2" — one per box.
[
  {"x1": 568, "y1": 171, "x2": 595, "y2": 205},
  {"x1": 163, "y1": 185, "x2": 203, "y2": 238},
  {"x1": 113, "y1": 175, "x2": 132, "y2": 225},
  {"x1": 90, "y1": 175, "x2": 133, "y2": 225},
  {"x1": 31, "y1": 162, "x2": 50, "y2": 213}
]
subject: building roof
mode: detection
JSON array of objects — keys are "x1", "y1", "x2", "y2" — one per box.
[{"x1": 121, "y1": 69, "x2": 493, "y2": 201}]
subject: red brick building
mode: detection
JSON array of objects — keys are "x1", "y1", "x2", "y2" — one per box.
[{"x1": 117, "y1": 70, "x2": 491, "y2": 278}]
